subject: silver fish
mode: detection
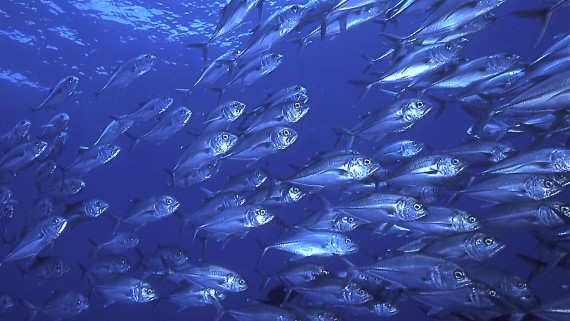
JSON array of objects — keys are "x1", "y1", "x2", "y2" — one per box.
[
  {"x1": 96, "y1": 54, "x2": 157, "y2": 97},
  {"x1": 33, "y1": 76, "x2": 79, "y2": 113}
]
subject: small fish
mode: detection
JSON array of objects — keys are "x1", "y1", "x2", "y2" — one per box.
[
  {"x1": 89, "y1": 232, "x2": 140, "y2": 257},
  {"x1": 120, "y1": 96, "x2": 173, "y2": 122},
  {"x1": 33, "y1": 76, "x2": 79, "y2": 113},
  {"x1": 169, "y1": 264, "x2": 248, "y2": 293},
  {"x1": 0, "y1": 119, "x2": 31, "y2": 153},
  {"x1": 289, "y1": 277, "x2": 373, "y2": 306},
  {"x1": 386, "y1": 154, "x2": 467, "y2": 186},
  {"x1": 39, "y1": 113, "x2": 70, "y2": 140},
  {"x1": 22, "y1": 291, "x2": 88, "y2": 321},
  {"x1": 201, "y1": 101, "x2": 246, "y2": 134},
  {"x1": 483, "y1": 148, "x2": 570, "y2": 175},
  {"x1": 96, "y1": 276, "x2": 158, "y2": 307},
  {"x1": 96, "y1": 54, "x2": 157, "y2": 97},
  {"x1": 114, "y1": 195, "x2": 179, "y2": 231},
  {"x1": 226, "y1": 126, "x2": 298, "y2": 162},
  {"x1": 67, "y1": 144, "x2": 121, "y2": 174},
  {"x1": 0, "y1": 140, "x2": 48, "y2": 174},
  {"x1": 135, "y1": 106, "x2": 192, "y2": 145},
  {"x1": 165, "y1": 285, "x2": 226, "y2": 313},
  {"x1": 0, "y1": 216, "x2": 67, "y2": 267},
  {"x1": 18, "y1": 256, "x2": 69, "y2": 282},
  {"x1": 78, "y1": 254, "x2": 131, "y2": 283}
]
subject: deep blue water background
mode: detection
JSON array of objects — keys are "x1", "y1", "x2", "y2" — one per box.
[{"x1": 0, "y1": 0, "x2": 569, "y2": 320}]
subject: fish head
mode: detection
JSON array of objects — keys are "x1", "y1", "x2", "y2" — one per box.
[
  {"x1": 435, "y1": 40, "x2": 464, "y2": 62},
  {"x1": 283, "y1": 100, "x2": 309, "y2": 123},
  {"x1": 156, "y1": 195, "x2": 180, "y2": 216},
  {"x1": 491, "y1": 143, "x2": 516, "y2": 163},
  {"x1": 526, "y1": 175, "x2": 563, "y2": 200},
  {"x1": 467, "y1": 119, "x2": 508, "y2": 141},
  {"x1": 332, "y1": 234, "x2": 359, "y2": 255},
  {"x1": 401, "y1": 140, "x2": 424, "y2": 157},
  {"x1": 341, "y1": 282, "x2": 372, "y2": 304},
  {"x1": 225, "y1": 192, "x2": 247, "y2": 207},
  {"x1": 467, "y1": 282, "x2": 501, "y2": 308},
  {"x1": 0, "y1": 294, "x2": 14, "y2": 313},
  {"x1": 347, "y1": 156, "x2": 380, "y2": 180},
  {"x1": 417, "y1": 185, "x2": 445, "y2": 203},
  {"x1": 209, "y1": 131, "x2": 238, "y2": 155},
  {"x1": 156, "y1": 96, "x2": 174, "y2": 113},
  {"x1": 85, "y1": 199, "x2": 109, "y2": 218},
  {"x1": 25, "y1": 140, "x2": 48, "y2": 157},
  {"x1": 491, "y1": 52, "x2": 521, "y2": 71},
  {"x1": 500, "y1": 275, "x2": 537, "y2": 305},
  {"x1": 122, "y1": 233, "x2": 140, "y2": 248},
  {"x1": 396, "y1": 197, "x2": 427, "y2": 222},
  {"x1": 271, "y1": 126, "x2": 298, "y2": 150},
  {"x1": 196, "y1": 161, "x2": 221, "y2": 181},
  {"x1": 247, "y1": 207, "x2": 274, "y2": 226},
  {"x1": 283, "y1": 185, "x2": 305, "y2": 204},
  {"x1": 61, "y1": 75, "x2": 79, "y2": 92},
  {"x1": 264, "y1": 53, "x2": 284, "y2": 69},
  {"x1": 50, "y1": 260, "x2": 70, "y2": 277},
  {"x1": 550, "y1": 173, "x2": 570, "y2": 187},
  {"x1": 309, "y1": 264, "x2": 330, "y2": 280},
  {"x1": 373, "y1": 302, "x2": 399, "y2": 317},
  {"x1": 51, "y1": 112, "x2": 71, "y2": 126},
  {"x1": 97, "y1": 144, "x2": 121, "y2": 163},
  {"x1": 166, "y1": 247, "x2": 188, "y2": 266},
  {"x1": 65, "y1": 292, "x2": 89, "y2": 315},
  {"x1": 402, "y1": 99, "x2": 432, "y2": 122},
  {"x1": 222, "y1": 101, "x2": 246, "y2": 122},
  {"x1": 312, "y1": 310, "x2": 341, "y2": 321},
  {"x1": 280, "y1": 4, "x2": 307, "y2": 30},
  {"x1": 34, "y1": 198, "x2": 55, "y2": 217},
  {"x1": 134, "y1": 282, "x2": 158, "y2": 302},
  {"x1": 451, "y1": 210, "x2": 481, "y2": 232},
  {"x1": 1, "y1": 204, "x2": 15, "y2": 221},
  {"x1": 465, "y1": 233, "x2": 506, "y2": 260},
  {"x1": 248, "y1": 169, "x2": 268, "y2": 188},
  {"x1": 172, "y1": 107, "x2": 192, "y2": 126},
  {"x1": 333, "y1": 214, "x2": 359, "y2": 232},
  {"x1": 551, "y1": 149, "x2": 570, "y2": 172},
  {"x1": 136, "y1": 54, "x2": 157, "y2": 72},
  {"x1": 14, "y1": 119, "x2": 31, "y2": 137},
  {"x1": 113, "y1": 256, "x2": 131, "y2": 273},
  {"x1": 64, "y1": 178, "x2": 86, "y2": 195},
  {"x1": 542, "y1": 201, "x2": 570, "y2": 226},
  {"x1": 226, "y1": 273, "x2": 248, "y2": 292},
  {"x1": 437, "y1": 155, "x2": 467, "y2": 178},
  {"x1": 432, "y1": 262, "x2": 470, "y2": 290},
  {"x1": 43, "y1": 216, "x2": 68, "y2": 238}
]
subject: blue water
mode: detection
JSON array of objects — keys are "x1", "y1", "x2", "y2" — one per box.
[{"x1": 0, "y1": 0, "x2": 569, "y2": 320}]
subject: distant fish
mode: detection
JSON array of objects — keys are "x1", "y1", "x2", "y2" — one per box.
[
  {"x1": 95, "y1": 54, "x2": 157, "y2": 98},
  {"x1": 32, "y1": 76, "x2": 79, "y2": 113},
  {"x1": 21, "y1": 290, "x2": 88, "y2": 321},
  {"x1": 95, "y1": 276, "x2": 158, "y2": 307}
]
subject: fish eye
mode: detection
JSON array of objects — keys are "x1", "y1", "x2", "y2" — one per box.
[
  {"x1": 144, "y1": 54, "x2": 151, "y2": 60},
  {"x1": 445, "y1": 43, "x2": 453, "y2": 50},
  {"x1": 75, "y1": 300, "x2": 81, "y2": 306},
  {"x1": 483, "y1": 237, "x2": 494, "y2": 246},
  {"x1": 239, "y1": 279, "x2": 245, "y2": 285},
  {"x1": 95, "y1": 201, "x2": 102, "y2": 207},
  {"x1": 451, "y1": 158, "x2": 460, "y2": 165},
  {"x1": 294, "y1": 102, "x2": 301, "y2": 109},
  {"x1": 255, "y1": 171, "x2": 262, "y2": 177},
  {"x1": 67, "y1": 77, "x2": 74, "y2": 83},
  {"x1": 271, "y1": 53, "x2": 278, "y2": 59},
  {"x1": 561, "y1": 206, "x2": 569, "y2": 213},
  {"x1": 348, "y1": 216, "x2": 354, "y2": 223},
  {"x1": 363, "y1": 158, "x2": 371, "y2": 166},
  {"x1": 222, "y1": 134, "x2": 229, "y2": 140},
  {"x1": 417, "y1": 101, "x2": 424, "y2": 107},
  {"x1": 51, "y1": 218, "x2": 59, "y2": 224},
  {"x1": 146, "y1": 288, "x2": 154, "y2": 294},
  {"x1": 120, "y1": 259, "x2": 126, "y2": 264},
  {"x1": 35, "y1": 141, "x2": 42, "y2": 146},
  {"x1": 358, "y1": 289, "x2": 365, "y2": 295},
  {"x1": 345, "y1": 237, "x2": 352, "y2": 244},
  {"x1": 505, "y1": 53, "x2": 512, "y2": 59},
  {"x1": 489, "y1": 289, "x2": 497, "y2": 297},
  {"x1": 291, "y1": 187, "x2": 299, "y2": 193},
  {"x1": 233, "y1": 193, "x2": 240, "y2": 199},
  {"x1": 166, "y1": 198, "x2": 173, "y2": 205},
  {"x1": 295, "y1": 93, "x2": 301, "y2": 99},
  {"x1": 177, "y1": 250, "x2": 183, "y2": 256},
  {"x1": 413, "y1": 203, "x2": 422, "y2": 211},
  {"x1": 259, "y1": 209, "x2": 267, "y2": 215},
  {"x1": 468, "y1": 216, "x2": 477, "y2": 223},
  {"x1": 291, "y1": 5, "x2": 298, "y2": 12},
  {"x1": 129, "y1": 235, "x2": 135, "y2": 241},
  {"x1": 282, "y1": 129, "x2": 290, "y2": 136},
  {"x1": 163, "y1": 97, "x2": 170, "y2": 101},
  {"x1": 544, "y1": 180, "x2": 554, "y2": 188},
  {"x1": 453, "y1": 270, "x2": 465, "y2": 280},
  {"x1": 108, "y1": 144, "x2": 114, "y2": 150}
]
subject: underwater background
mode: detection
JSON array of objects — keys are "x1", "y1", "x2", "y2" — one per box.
[{"x1": 0, "y1": 0, "x2": 569, "y2": 320}]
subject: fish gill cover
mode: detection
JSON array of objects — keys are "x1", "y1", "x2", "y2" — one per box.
[{"x1": 0, "y1": 0, "x2": 569, "y2": 320}]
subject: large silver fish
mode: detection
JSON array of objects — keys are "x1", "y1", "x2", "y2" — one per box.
[
  {"x1": 96, "y1": 276, "x2": 158, "y2": 307},
  {"x1": 96, "y1": 54, "x2": 157, "y2": 97},
  {"x1": 33, "y1": 76, "x2": 79, "y2": 113}
]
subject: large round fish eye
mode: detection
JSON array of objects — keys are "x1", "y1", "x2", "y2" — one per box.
[
  {"x1": 120, "y1": 259, "x2": 126, "y2": 264},
  {"x1": 488, "y1": 289, "x2": 497, "y2": 297},
  {"x1": 345, "y1": 237, "x2": 352, "y2": 244},
  {"x1": 108, "y1": 144, "x2": 114, "y2": 150},
  {"x1": 294, "y1": 102, "x2": 301, "y2": 109},
  {"x1": 468, "y1": 216, "x2": 477, "y2": 223},
  {"x1": 417, "y1": 101, "x2": 424, "y2": 107},
  {"x1": 505, "y1": 53, "x2": 512, "y2": 59},
  {"x1": 163, "y1": 97, "x2": 170, "y2": 101},
  {"x1": 413, "y1": 203, "x2": 422, "y2": 211},
  {"x1": 348, "y1": 216, "x2": 354, "y2": 223},
  {"x1": 259, "y1": 209, "x2": 266, "y2": 215},
  {"x1": 234, "y1": 193, "x2": 240, "y2": 199},
  {"x1": 445, "y1": 43, "x2": 453, "y2": 50},
  {"x1": 177, "y1": 250, "x2": 184, "y2": 256},
  {"x1": 292, "y1": 187, "x2": 299, "y2": 193},
  {"x1": 222, "y1": 134, "x2": 229, "y2": 140},
  {"x1": 96, "y1": 201, "x2": 102, "y2": 207},
  {"x1": 561, "y1": 206, "x2": 569, "y2": 213},
  {"x1": 363, "y1": 158, "x2": 371, "y2": 166},
  {"x1": 67, "y1": 77, "x2": 74, "y2": 83},
  {"x1": 271, "y1": 53, "x2": 279, "y2": 59},
  {"x1": 282, "y1": 129, "x2": 290, "y2": 136},
  {"x1": 166, "y1": 198, "x2": 173, "y2": 205},
  {"x1": 255, "y1": 171, "x2": 262, "y2": 177},
  {"x1": 358, "y1": 289, "x2": 365, "y2": 295},
  {"x1": 451, "y1": 158, "x2": 460, "y2": 165},
  {"x1": 129, "y1": 235, "x2": 135, "y2": 241},
  {"x1": 144, "y1": 54, "x2": 151, "y2": 60},
  {"x1": 291, "y1": 5, "x2": 298, "y2": 12},
  {"x1": 51, "y1": 218, "x2": 59, "y2": 224},
  {"x1": 544, "y1": 180, "x2": 554, "y2": 188},
  {"x1": 483, "y1": 237, "x2": 494, "y2": 246},
  {"x1": 453, "y1": 270, "x2": 464, "y2": 280},
  {"x1": 239, "y1": 279, "x2": 246, "y2": 285},
  {"x1": 146, "y1": 288, "x2": 154, "y2": 294},
  {"x1": 75, "y1": 300, "x2": 81, "y2": 306}
]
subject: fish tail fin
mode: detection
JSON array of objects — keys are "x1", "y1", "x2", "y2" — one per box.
[
  {"x1": 134, "y1": 247, "x2": 146, "y2": 271},
  {"x1": 331, "y1": 126, "x2": 355, "y2": 150},
  {"x1": 163, "y1": 168, "x2": 176, "y2": 192},
  {"x1": 123, "y1": 131, "x2": 140, "y2": 152},
  {"x1": 187, "y1": 42, "x2": 209, "y2": 62},
  {"x1": 108, "y1": 213, "x2": 122, "y2": 234},
  {"x1": 87, "y1": 238, "x2": 100, "y2": 257},
  {"x1": 516, "y1": 253, "x2": 546, "y2": 282},
  {"x1": 175, "y1": 88, "x2": 193, "y2": 101},
  {"x1": 94, "y1": 90, "x2": 102, "y2": 101},
  {"x1": 347, "y1": 79, "x2": 374, "y2": 104},
  {"x1": 254, "y1": 267, "x2": 271, "y2": 290},
  {"x1": 213, "y1": 307, "x2": 226, "y2": 321},
  {"x1": 255, "y1": 238, "x2": 270, "y2": 267},
  {"x1": 20, "y1": 298, "x2": 38, "y2": 321},
  {"x1": 16, "y1": 265, "x2": 26, "y2": 284},
  {"x1": 511, "y1": 7, "x2": 551, "y2": 47},
  {"x1": 289, "y1": 36, "x2": 310, "y2": 56},
  {"x1": 425, "y1": 94, "x2": 451, "y2": 119}
]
